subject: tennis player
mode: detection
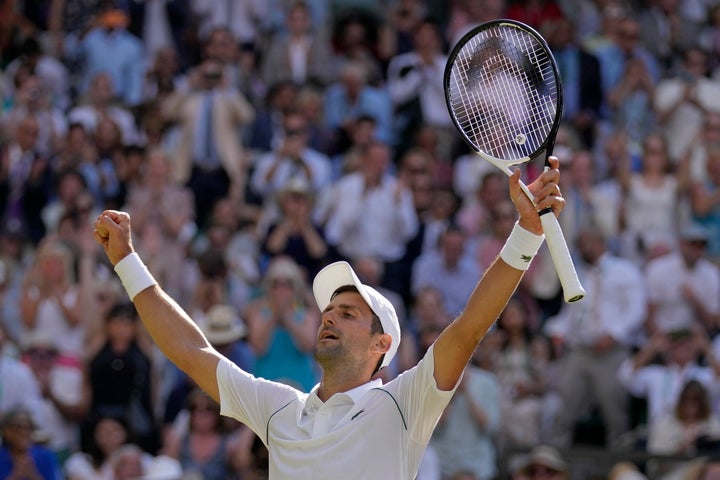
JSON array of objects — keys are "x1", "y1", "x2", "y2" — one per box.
[{"x1": 93, "y1": 157, "x2": 565, "y2": 479}]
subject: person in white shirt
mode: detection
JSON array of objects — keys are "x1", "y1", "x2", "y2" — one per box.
[
  {"x1": 91, "y1": 158, "x2": 566, "y2": 479},
  {"x1": 386, "y1": 19, "x2": 454, "y2": 158},
  {"x1": 618, "y1": 326, "x2": 720, "y2": 424},
  {"x1": 544, "y1": 226, "x2": 647, "y2": 448},
  {"x1": 319, "y1": 141, "x2": 418, "y2": 264},
  {"x1": 644, "y1": 223, "x2": 720, "y2": 335}
]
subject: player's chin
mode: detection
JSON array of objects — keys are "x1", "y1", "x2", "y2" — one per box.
[{"x1": 314, "y1": 342, "x2": 343, "y2": 363}]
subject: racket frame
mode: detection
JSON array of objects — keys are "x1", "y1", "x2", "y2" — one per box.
[{"x1": 444, "y1": 19, "x2": 585, "y2": 303}]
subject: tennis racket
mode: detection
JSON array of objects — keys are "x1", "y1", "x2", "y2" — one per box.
[{"x1": 444, "y1": 19, "x2": 585, "y2": 303}]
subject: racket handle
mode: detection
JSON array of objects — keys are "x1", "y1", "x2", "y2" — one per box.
[{"x1": 539, "y1": 210, "x2": 585, "y2": 302}]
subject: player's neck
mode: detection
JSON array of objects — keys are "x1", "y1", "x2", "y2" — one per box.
[{"x1": 317, "y1": 370, "x2": 373, "y2": 402}]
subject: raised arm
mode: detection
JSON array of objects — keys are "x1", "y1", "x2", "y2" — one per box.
[
  {"x1": 94, "y1": 211, "x2": 224, "y2": 401},
  {"x1": 432, "y1": 158, "x2": 564, "y2": 390}
]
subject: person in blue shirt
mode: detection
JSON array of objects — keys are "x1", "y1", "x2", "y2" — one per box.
[{"x1": 0, "y1": 407, "x2": 62, "y2": 480}]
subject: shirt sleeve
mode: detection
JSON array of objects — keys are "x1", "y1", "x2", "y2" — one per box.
[
  {"x1": 385, "y1": 344, "x2": 457, "y2": 444},
  {"x1": 216, "y1": 356, "x2": 303, "y2": 437}
]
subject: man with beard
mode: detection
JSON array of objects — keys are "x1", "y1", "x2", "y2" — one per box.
[{"x1": 91, "y1": 158, "x2": 566, "y2": 479}]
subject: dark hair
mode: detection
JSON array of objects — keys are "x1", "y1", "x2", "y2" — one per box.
[
  {"x1": 331, "y1": 285, "x2": 385, "y2": 373},
  {"x1": 82, "y1": 413, "x2": 130, "y2": 468},
  {"x1": 106, "y1": 302, "x2": 138, "y2": 323},
  {"x1": 676, "y1": 380, "x2": 712, "y2": 421}
]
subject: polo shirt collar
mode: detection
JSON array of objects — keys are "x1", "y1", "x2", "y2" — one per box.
[{"x1": 305, "y1": 378, "x2": 383, "y2": 409}]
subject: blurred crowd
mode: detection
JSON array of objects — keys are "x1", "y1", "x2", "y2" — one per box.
[{"x1": 2, "y1": 0, "x2": 720, "y2": 479}]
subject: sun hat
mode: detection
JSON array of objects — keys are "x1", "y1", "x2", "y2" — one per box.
[
  {"x1": 512, "y1": 445, "x2": 568, "y2": 474},
  {"x1": 679, "y1": 223, "x2": 710, "y2": 242},
  {"x1": 138, "y1": 455, "x2": 184, "y2": 480},
  {"x1": 201, "y1": 305, "x2": 247, "y2": 345},
  {"x1": 312, "y1": 261, "x2": 400, "y2": 369}
]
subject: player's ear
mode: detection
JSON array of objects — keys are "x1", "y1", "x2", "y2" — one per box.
[{"x1": 372, "y1": 333, "x2": 392, "y2": 356}]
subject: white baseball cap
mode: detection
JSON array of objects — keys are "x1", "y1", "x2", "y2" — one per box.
[{"x1": 312, "y1": 261, "x2": 401, "y2": 369}]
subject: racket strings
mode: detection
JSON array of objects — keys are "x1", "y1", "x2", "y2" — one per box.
[{"x1": 449, "y1": 25, "x2": 558, "y2": 161}]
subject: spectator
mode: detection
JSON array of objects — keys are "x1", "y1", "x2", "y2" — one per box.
[
  {"x1": 330, "y1": 114, "x2": 377, "y2": 179},
  {"x1": 411, "y1": 223, "x2": 481, "y2": 319},
  {"x1": 324, "y1": 60, "x2": 394, "y2": 146},
  {"x1": 506, "y1": 0, "x2": 564, "y2": 30},
  {"x1": 644, "y1": 223, "x2": 720, "y2": 335},
  {"x1": 244, "y1": 256, "x2": 320, "y2": 391},
  {"x1": 2, "y1": 35, "x2": 70, "y2": 111},
  {"x1": 260, "y1": 176, "x2": 329, "y2": 279},
  {"x1": 606, "y1": 55, "x2": 656, "y2": 148},
  {"x1": 20, "y1": 237, "x2": 84, "y2": 359},
  {"x1": 141, "y1": 46, "x2": 182, "y2": 106},
  {"x1": 636, "y1": 0, "x2": 699, "y2": 73},
  {"x1": 185, "y1": 246, "x2": 253, "y2": 326},
  {"x1": 0, "y1": 322, "x2": 44, "y2": 425},
  {"x1": 319, "y1": 140, "x2": 418, "y2": 290},
  {"x1": 260, "y1": 0, "x2": 337, "y2": 88},
  {"x1": 607, "y1": 461, "x2": 647, "y2": 480},
  {"x1": 67, "y1": 72, "x2": 142, "y2": 146},
  {"x1": 196, "y1": 197, "x2": 262, "y2": 293},
  {"x1": 21, "y1": 329, "x2": 85, "y2": 463},
  {"x1": 65, "y1": 413, "x2": 134, "y2": 480},
  {"x1": 126, "y1": 0, "x2": 194, "y2": 68},
  {"x1": 0, "y1": 220, "x2": 33, "y2": 344},
  {"x1": 689, "y1": 147, "x2": 720, "y2": 264},
  {"x1": 647, "y1": 380, "x2": 720, "y2": 477},
  {"x1": 107, "y1": 445, "x2": 144, "y2": 480},
  {"x1": 617, "y1": 132, "x2": 689, "y2": 264},
  {"x1": 162, "y1": 57, "x2": 255, "y2": 229},
  {"x1": 559, "y1": 149, "x2": 623, "y2": 252},
  {"x1": 191, "y1": 1, "x2": 268, "y2": 54},
  {"x1": 244, "y1": 80, "x2": 298, "y2": 155},
  {"x1": 685, "y1": 112, "x2": 720, "y2": 186},
  {"x1": 0, "y1": 114, "x2": 53, "y2": 245},
  {"x1": 455, "y1": 170, "x2": 507, "y2": 239},
  {"x1": 198, "y1": 303, "x2": 255, "y2": 374},
  {"x1": 545, "y1": 16, "x2": 603, "y2": 149},
  {"x1": 2, "y1": 73, "x2": 68, "y2": 157},
  {"x1": 493, "y1": 297, "x2": 556, "y2": 447},
  {"x1": 250, "y1": 110, "x2": 332, "y2": 207},
  {"x1": 654, "y1": 47, "x2": 720, "y2": 166},
  {"x1": 508, "y1": 445, "x2": 569, "y2": 480},
  {"x1": 164, "y1": 387, "x2": 248, "y2": 479},
  {"x1": 331, "y1": 11, "x2": 386, "y2": 86},
  {"x1": 404, "y1": 182, "x2": 460, "y2": 283},
  {"x1": 701, "y1": 4, "x2": 720, "y2": 72},
  {"x1": 593, "y1": 16, "x2": 660, "y2": 122},
  {"x1": 386, "y1": 19, "x2": 454, "y2": 159},
  {"x1": 618, "y1": 327, "x2": 720, "y2": 425},
  {"x1": 428, "y1": 323, "x2": 501, "y2": 480},
  {"x1": 544, "y1": 226, "x2": 647, "y2": 448},
  {"x1": 64, "y1": 7, "x2": 145, "y2": 107},
  {"x1": 198, "y1": 26, "x2": 241, "y2": 88},
  {"x1": 0, "y1": 407, "x2": 62, "y2": 480},
  {"x1": 125, "y1": 147, "x2": 196, "y2": 300},
  {"x1": 295, "y1": 85, "x2": 337, "y2": 156},
  {"x1": 40, "y1": 167, "x2": 91, "y2": 236},
  {"x1": 82, "y1": 302, "x2": 159, "y2": 454}
]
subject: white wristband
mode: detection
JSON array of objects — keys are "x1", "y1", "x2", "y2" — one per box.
[
  {"x1": 114, "y1": 252, "x2": 158, "y2": 300},
  {"x1": 499, "y1": 222, "x2": 545, "y2": 271}
]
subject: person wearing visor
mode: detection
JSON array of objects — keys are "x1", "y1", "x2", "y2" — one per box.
[{"x1": 91, "y1": 158, "x2": 565, "y2": 479}]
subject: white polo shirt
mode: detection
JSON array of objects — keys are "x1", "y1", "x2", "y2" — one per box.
[{"x1": 217, "y1": 345, "x2": 454, "y2": 480}]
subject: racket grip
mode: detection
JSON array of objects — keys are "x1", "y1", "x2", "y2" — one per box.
[{"x1": 539, "y1": 211, "x2": 586, "y2": 303}]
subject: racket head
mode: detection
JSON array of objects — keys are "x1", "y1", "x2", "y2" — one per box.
[{"x1": 444, "y1": 19, "x2": 563, "y2": 167}]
